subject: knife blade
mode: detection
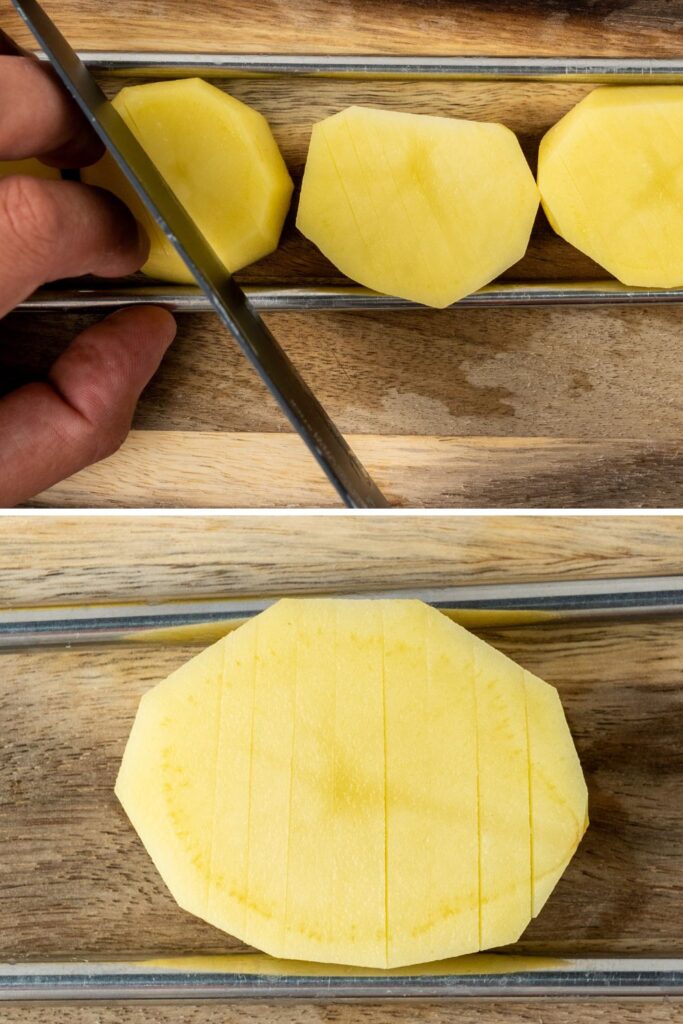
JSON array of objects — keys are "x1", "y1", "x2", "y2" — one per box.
[{"x1": 10, "y1": 0, "x2": 390, "y2": 509}]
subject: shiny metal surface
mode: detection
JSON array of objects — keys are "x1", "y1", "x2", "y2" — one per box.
[
  {"x1": 15, "y1": 52, "x2": 683, "y2": 314},
  {"x1": 2, "y1": 575, "x2": 683, "y2": 649},
  {"x1": 17, "y1": 55, "x2": 683, "y2": 312},
  {"x1": 13, "y1": 3, "x2": 388, "y2": 509},
  {"x1": 2, "y1": 958, "x2": 683, "y2": 1000},
  {"x1": 17, "y1": 280, "x2": 683, "y2": 312},
  {"x1": 44, "y1": 51, "x2": 683, "y2": 81}
]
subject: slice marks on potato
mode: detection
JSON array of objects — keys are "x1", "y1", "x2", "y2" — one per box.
[
  {"x1": 538, "y1": 85, "x2": 683, "y2": 287},
  {"x1": 523, "y1": 669, "x2": 589, "y2": 917},
  {"x1": 116, "y1": 598, "x2": 587, "y2": 968},
  {"x1": 82, "y1": 78, "x2": 293, "y2": 283},
  {"x1": 297, "y1": 106, "x2": 539, "y2": 307},
  {"x1": 471, "y1": 636, "x2": 531, "y2": 949},
  {"x1": 383, "y1": 603, "x2": 480, "y2": 967}
]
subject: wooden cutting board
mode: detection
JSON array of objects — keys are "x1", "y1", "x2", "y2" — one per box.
[
  {"x1": 3, "y1": 514, "x2": 683, "y2": 1024},
  {"x1": 1, "y1": 0, "x2": 683, "y2": 505}
]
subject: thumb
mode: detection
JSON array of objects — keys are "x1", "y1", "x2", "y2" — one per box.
[{"x1": 0, "y1": 305, "x2": 176, "y2": 507}]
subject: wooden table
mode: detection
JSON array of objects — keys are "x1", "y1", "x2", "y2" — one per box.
[
  {"x1": 2, "y1": 513, "x2": 683, "y2": 1022},
  {"x1": 2, "y1": 0, "x2": 683, "y2": 506}
]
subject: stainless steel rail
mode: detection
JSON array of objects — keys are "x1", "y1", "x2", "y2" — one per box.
[
  {"x1": 3, "y1": 575, "x2": 683, "y2": 649},
  {"x1": 17, "y1": 280, "x2": 683, "y2": 312},
  {"x1": 53, "y1": 52, "x2": 683, "y2": 81},
  {"x1": 2, "y1": 958, "x2": 683, "y2": 1000},
  {"x1": 16, "y1": 53, "x2": 683, "y2": 312}
]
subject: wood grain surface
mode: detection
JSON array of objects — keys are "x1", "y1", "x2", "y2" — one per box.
[
  {"x1": 2, "y1": 1, "x2": 683, "y2": 506},
  {"x1": 3, "y1": 619, "x2": 683, "y2": 960},
  {"x1": 3, "y1": 1005, "x2": 683, "y2": 1024},
  {"x1": 6, "y1": 304, "x2": 683, "y2": 438},
  {"x1": 23, "y1": 433, "x2": 683, "y2": 509},
  {"x1": 2, "y1": 0, "x2": 683, "y2": 57},
  {"x1": 4, "y1": 514, "x2": 683, "y2": 606},
  {"x1": 3, "y1": 514, "x2": 683, "y2": 1021}
]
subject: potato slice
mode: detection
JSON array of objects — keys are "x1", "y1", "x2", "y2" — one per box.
[
  {"x1": 115, "y1": 640, "x2": 225, "y2": 917},
  {"x1": 204, "y1": 614, "x2": 259, "y2": 940},
  {"x1": 116, "y1": 598, "x2": 587, "y2": 968},
  {"x1": 296, "y1": 106, "x2": 539, "y2": 307},
  {"x1": 538, "y1": 85, "x2": 683, "y2": 287},
  {"x1": 242, "y1": 603, "x2": 299, "y2": 956},
  {"x1": 523, "y1": 670, "x2": 588, "y2": 917},
  {"x1": 285, "y1": 600, "x2": 386, "y2": 966},
  {"x1": 383, "y1": 602, "x2": 479, "y2": 966},
  {"x1": 82, "y1": 78, "x2": 293, "y2": 283},
  {"x1": 472, "y1": 637, "x2": 531, "y2": 949}
]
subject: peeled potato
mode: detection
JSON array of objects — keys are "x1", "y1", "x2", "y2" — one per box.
[
  {"x1": 0, "y1": 158, "x2": 61, "y2": 181},
  {"x1": 82, "y1": 78, "x2": 293, "y2": 283},
  {"x1": 116, "y1": 598, "x2": 587, "y2": 969},
  {"x1": 538, "y1": 86, "x2": 683, "y2": 287},
  {"x1": 296, "y1": 106, "x2": 539, "y2": 308}
]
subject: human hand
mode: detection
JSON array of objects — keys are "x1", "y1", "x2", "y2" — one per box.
[{"x1": 0, "y1": 29, "x2": 176, "y2": 506}]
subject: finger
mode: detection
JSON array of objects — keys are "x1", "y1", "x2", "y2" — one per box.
[
  {"x1": 0, "y1": 305, "x2": 176, "y2": 507},
  {"x1": 0, "y1": 176, "x2": 148, "y2": 316},
  {"x1": 0, "y1": 54, "x2": 103, "y2": 166}
]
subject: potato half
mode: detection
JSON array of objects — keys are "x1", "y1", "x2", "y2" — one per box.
[
  {"x1": 538, "y1": 85, "x2": 683, "y2": 287},
  {"x1": 116, "y1": 598, "x2": 587, "y2": 969},
  {"x1": 296, "y1": 106, "x2": 539, "y2": 308},
  {"x1": 82, "y1": 78, "x2": 293, "y2": 283}
]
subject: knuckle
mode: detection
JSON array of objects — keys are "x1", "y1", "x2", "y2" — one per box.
[
  {"x1": 0, "y1": 175, "x2": 62, "y2": 261},
  {"x1": 92, "y1": 420, "x2": 128, "y2": 462},
  {"x1": 57, "y1": 411, "x2": 128, "y2": 467},
  {"x1": 79, "y1": 395, "x2": 132, "y2": 465}
]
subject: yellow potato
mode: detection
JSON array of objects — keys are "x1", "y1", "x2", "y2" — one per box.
[
  {"x1": 116, "y1": 598, "x2": 587, "y2": 969},
  {"x1": 82, "y1": 78, "x2": 293, "y2": 283},
  {"x1": 0, "y1": 157, "x2": 61, "y2": 180},
  {"x1": 538, "y1": 86, "x2": 683, "y2": 286},
  {"x1": 296, "y1": 106, "x2": 539, "y2": 308}
]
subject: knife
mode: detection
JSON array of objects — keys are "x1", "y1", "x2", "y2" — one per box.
[{"x1": 10, "y1": 0, "x2": 390, "y2": 509}]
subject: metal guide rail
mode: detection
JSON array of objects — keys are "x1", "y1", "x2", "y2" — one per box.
[
  {"x1": 2, "y1": 957, "x2": 683, "y2": 1001},
  {"x1": 15, "y1": 53, "x2": 683, "y2": 313},
  {"x1": 3, "y1": 574, "x2": 683, "y2": 648}
]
